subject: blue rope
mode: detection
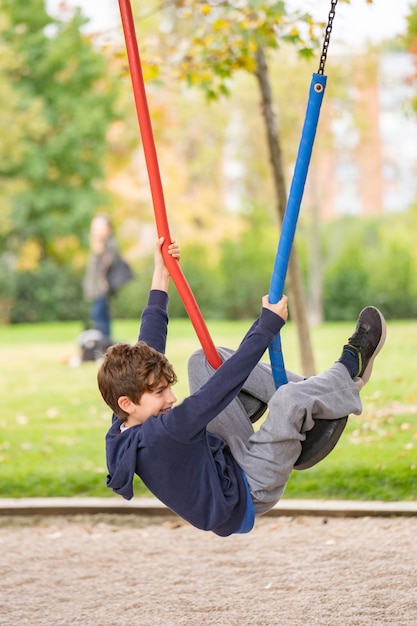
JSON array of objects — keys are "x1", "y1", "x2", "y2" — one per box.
[{"x1": 269, "y1": 73, "x2": 327, "y2": 388}]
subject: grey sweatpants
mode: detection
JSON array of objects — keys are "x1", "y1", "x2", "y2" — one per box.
[{"x1": 188, "y1": 348, "x2": 362, "y2": 516}]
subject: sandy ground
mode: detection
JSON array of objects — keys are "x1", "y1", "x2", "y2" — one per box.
[{"x1": 1, "y1": 513, "x2": 416, "y2": 626}]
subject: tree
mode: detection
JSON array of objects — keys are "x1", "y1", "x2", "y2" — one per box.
[
  {"x1": 0, "y1": 0, "x2": 120, "y2": 267},
  {"x1": 0, "y1": 10, "x2": 46, "y2": 248}
]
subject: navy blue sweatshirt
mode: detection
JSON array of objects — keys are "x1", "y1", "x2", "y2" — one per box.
[{"x1": 105, "y1": 290, "x2": 285, "y2": 536}]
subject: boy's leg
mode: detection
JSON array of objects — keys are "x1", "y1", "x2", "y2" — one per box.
[
  {"x1": 228, "y1": 306, "x2": 386, "y2": 515},
  {"x1": 187, "y1": 348, "x2": 303, "y2": 442},
  {"x1": 229, "y1": 363, "x2": 360, "y2": 514},
  {"x1": 188, "y1": 347, "x2": 273, "y2": 441},
  {"x1": 188, "y1": 347, "x2": 306, "y2": 443},
  {"x1": 188, "y1": 347, "x2": 280, "y2": 399}
]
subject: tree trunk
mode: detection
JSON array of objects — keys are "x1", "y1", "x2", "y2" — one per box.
[
  {"x1": 307, "y1": 168, "x2": 324, "y2": 327},
  {"x1": 255, "y1": 46, "x2": 316, "y2": 377}
]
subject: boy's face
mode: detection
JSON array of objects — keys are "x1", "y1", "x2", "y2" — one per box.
[{"x1": 122, "y1": 379, "x2": 177, "y2": 427}]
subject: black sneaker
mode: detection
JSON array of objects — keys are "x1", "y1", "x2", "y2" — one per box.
[{"x1": 344, "y1": 306, "x2": 386, "y2": 385}]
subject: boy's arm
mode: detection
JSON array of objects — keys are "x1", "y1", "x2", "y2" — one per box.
[
  {"x1": 162, "y1": 297, "x2": 288, "y2": 441},
  {"x1": 138, "y1": 238, "x2": 180, "y2": 353}
]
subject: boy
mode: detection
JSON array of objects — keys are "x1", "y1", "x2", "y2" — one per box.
[{"x1": 99, "y1": 238, "x2": 386, "y2": 536}]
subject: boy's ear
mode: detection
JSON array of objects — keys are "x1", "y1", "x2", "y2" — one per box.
[{"x1": 117, "y1": 396, "x2": 135, "y2": 414}]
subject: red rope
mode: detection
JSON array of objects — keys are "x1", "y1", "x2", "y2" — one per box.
[{"x1": 118, "y1": 0, "x2": 222, "y2": 369}]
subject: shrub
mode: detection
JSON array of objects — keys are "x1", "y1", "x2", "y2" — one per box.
[
  {"x1": 323, "y1": 261, "x2": 370, "y2": 321},
  {"x1": 0, "y1": 257, "x2": 17, "y2": 322},
  {"x1": 11, "y1": 260, "x2": 87, "y2": 323},
  {"x1": 367, "y1": 240, "x2": 417, "y2": 319}
]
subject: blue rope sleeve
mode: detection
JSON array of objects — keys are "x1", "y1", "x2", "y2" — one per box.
[{"x1": 269, "y1": 73, "x2": 327, "y2": 388}]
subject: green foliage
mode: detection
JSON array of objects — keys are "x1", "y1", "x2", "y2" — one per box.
[
  {"x1": 11, "y1": 260, "x2": 87, "y2": 323},
  {"x1": 136, "y1": 0, "x2": 323, "y2": 99},
  {"x1": 212, "y1": 208, "x2": 417, "y2": 322},
  {"x1": 321, "y1": 212, "x2": 417, "y2": 321},
  {"x1": 219, "y1": 234, "x2": 276, "y2": 319},
  {"x1": 0, "y1": 257, "x2": 16, "y2": 323},
  {"x1": 368, "y1": 238, "x2": 417, "y2": 319},
  {"x1": 10, "y1": 256, "x2": 155, "y2": 325},
  {"x1": 0, "y1": 0, "x2": 120, "y2": 261},
  {"x1": 171, "y1": 242, "x2": 224, "y2": 319},
  {"x1": 168, "y1": 208, "x2": 279, "y2": 320},
  {"x1": 0, "y1": 257, "x2": 16, "y2": 300},
  {"x1": 323, "y1": 249, "x2": 370, "y2": 320},
  {"x1": 3, "y1": 206, "x2": 417, "y2": 323}
]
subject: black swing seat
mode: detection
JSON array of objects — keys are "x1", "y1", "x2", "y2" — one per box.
[
  {"x1": 237, "y1": 390, "x2": 348, "y2": 470},
  {"x1": 294, "y1": 416, "x2": 348, "y2": 470},
  {"x1": 238, "y1": 390, "x2": 268, "y2": 424}
]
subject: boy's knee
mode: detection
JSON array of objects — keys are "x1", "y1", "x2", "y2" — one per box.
[
  {"x1": 269, "y1": 381, "x2": 294, "y2": 408},
  {"x1": 188, "y1": 349, "x2": 216, "y2": 393},
  {"x1": 188, "y1": 348, "x2": 205, "y2": 368}
]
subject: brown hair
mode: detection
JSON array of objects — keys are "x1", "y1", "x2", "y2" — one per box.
[{"x1": 97, "y1": 341, "x2": 177, "y2": 421}]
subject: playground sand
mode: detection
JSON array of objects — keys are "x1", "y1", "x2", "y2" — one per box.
[{"x1": 1, "y1": 513, "x2": 416, "y2": 625}]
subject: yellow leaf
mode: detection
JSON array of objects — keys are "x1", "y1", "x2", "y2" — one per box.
[
  {"x1": 17, "y1": 239, "x2": 42, "y2": 272},
  {"x1": 213, "y1": 19, "x2": 229, "y2": 32}
]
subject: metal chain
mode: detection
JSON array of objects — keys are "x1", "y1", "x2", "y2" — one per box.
[{"x1": 318, "y1": 0, "x2": 338, "y2": 75}]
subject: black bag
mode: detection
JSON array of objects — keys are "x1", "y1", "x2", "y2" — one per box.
[
  {"x1": 78, "y1": 329, "x2": 113, "y2": 362},
  {"x1": 107, "y1": 256, "x2": 134, "y2": 294}
]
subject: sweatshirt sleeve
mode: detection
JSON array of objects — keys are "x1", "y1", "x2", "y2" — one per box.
[
  {"x1": 138, "y1": 290, "x2": 169, "y2": 354},
  {"x1": 160, "y1": 307, "x2": 285, "y2": 441}
]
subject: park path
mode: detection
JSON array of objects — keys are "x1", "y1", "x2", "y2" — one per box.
[{"x1": 1, "y1": 512, "x2": 417, "y2": 625}]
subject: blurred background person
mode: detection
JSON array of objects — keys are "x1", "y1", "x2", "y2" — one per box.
[{"x1": 83, "y1": 214, "x2": 118, "y2": 342}]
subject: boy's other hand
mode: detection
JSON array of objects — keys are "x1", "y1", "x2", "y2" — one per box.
[
  {"x1": 262, "y1": 294, "x2": 288, "y2": 322},
  {"x1": 167, "y1": 240, "x2": 180, "y2": 260},
  {"x1": 155, "y1": 237, "x2": 180, "y2": 264}
]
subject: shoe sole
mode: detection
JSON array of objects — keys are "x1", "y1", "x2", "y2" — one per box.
[{"x1": 359, "y1": 307, "x2": 387, "y2": 385}]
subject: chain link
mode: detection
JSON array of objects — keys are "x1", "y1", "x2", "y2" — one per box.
[{"x1": 318, "y1": 0, "x2": 338, "y2": 75}]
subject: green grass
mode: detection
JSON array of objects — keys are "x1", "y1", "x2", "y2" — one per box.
[{"x1": 0, "y1": 317, "x2": 416, "y2": 501}]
